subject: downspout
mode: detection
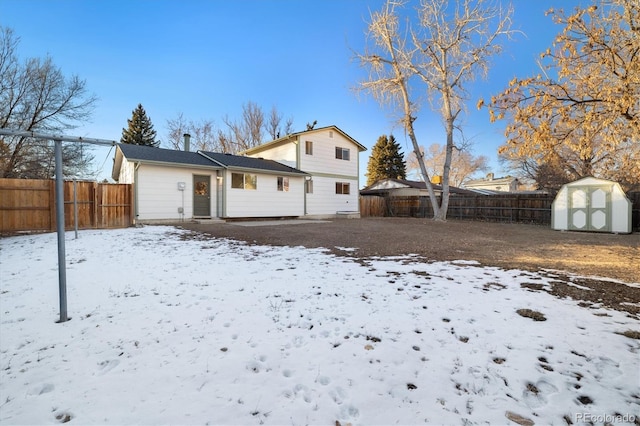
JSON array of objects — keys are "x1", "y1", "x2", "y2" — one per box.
[
  {"x1": 294, "y1": 135, "x2": 300, "y2": 169},
  {"x1": 218, "y1": 169, "x2": 226, "y2": 218},
  {"x1": 134, "y1": 162, "x2": 141, "y2": 222},
  {"x1": 293, "y1": 136, "x2": 307, "y2": 216}
]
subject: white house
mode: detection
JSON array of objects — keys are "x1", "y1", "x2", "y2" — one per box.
[
  {"x1": 112, "y1": 144, "x2": 222, "y2": 222},
  {"x1": 463, "y1": 173, "x2": 522, "y2": 193},
  {"x1": 241, "y1": 126, "x2": 367, "y2": 217},
  {"x1": 199, "y1": 151, "x2": 308, "y2": 219},
  {"x1": 111, "y1": 125, "x2": 365, "y2": 222},
  {"x1": 112, "y1": 144, "x2": 308, "y2": 222},
  {"x1": 360, "y1": 178, "x2": 476, "y2": 197}
]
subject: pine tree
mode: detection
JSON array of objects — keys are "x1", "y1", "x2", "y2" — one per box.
[
  {"x1": 120, "y1": 104, "x2": 159, "y2": 147},
  {"x1": 365, "y1": 134, "x2": 407, "y2": 186}
]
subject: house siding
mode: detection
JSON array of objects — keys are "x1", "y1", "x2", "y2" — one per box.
[
  {"x1": 245, "y1": 128, "x2": 362, "y2": 216},
  {"x1": 223, "y1": 171, "x2": 305, "y2": 218},
  {"x1": 306, "y1": 176, "x2": 359, "y2": 215},
  {"x1": 118, "y1": 159, "x2": 135, "y2": 184},
  {"x1": 299, "y1": 131, "x2": 359, "y2": 177},
  {"x1": 136, "y1": 164, "x2": 217, "y2": 221},
  {"x1": 251, "y1": 142, "x2": 297, "y2": 169}
]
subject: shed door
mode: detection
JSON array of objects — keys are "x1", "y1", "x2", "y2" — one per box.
[
  {"x1": 568, "y1": 186, "x2": 611, "y2": 232},
  {"x1": 193, "y1": 175, "x2": 211, "y2": 217}
]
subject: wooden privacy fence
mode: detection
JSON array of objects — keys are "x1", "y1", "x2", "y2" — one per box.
[
  {"x1": 359, "y1": 195, "x2": 386, "y2": 217},
  {"x1": 1, "y1": 178, "x2": 133, "y2": 233},
  {"x1": 360, "y1": 192, "x2": 640, "y2": 231}
]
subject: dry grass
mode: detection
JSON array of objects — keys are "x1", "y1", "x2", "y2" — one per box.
[
  {"x1": 616, "y1": 330, "x2": 640, "y2": 339},
  {"x1": 516, "y1": 309, "x2": 547, "y2": 321}
]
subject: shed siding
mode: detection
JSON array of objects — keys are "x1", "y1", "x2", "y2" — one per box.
[
  {"x1": 224, "y1": 171, "x2": 304, "y2": 218},
  {"x1": 551, "y1": 186, "x2": 569, "y2": 230},
  {"x1": 137, "y1": 164, "x2": 217, "y2": 221},
  {"x1": 611, "y1": 192, "x2": 632, "y2": 233}
]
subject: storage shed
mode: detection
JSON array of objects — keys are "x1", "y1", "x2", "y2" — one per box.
[{"x1": 552, "y1": 177, "x2": 632, "y2": 234}]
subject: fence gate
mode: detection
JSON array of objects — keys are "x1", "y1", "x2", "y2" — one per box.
[{"x1": 0, "y1": 178, "x2": 133, "y2": 233}]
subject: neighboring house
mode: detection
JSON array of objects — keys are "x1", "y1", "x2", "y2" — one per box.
[
  {"x1": 463, "y1": 173, "x2": 522, "y2": 193},
  {"x1": 111, "y1": 125, "x2": 366, "y2": 222},
  {"x1": 360, "y1": 178, "x2": 476, "y2": 197},
  {"x1": 112, "y1": 143, "x2": 308, "y2": 222},
  {"x1": 241, "y1": 125, "x2": 367, "y2": 217}
]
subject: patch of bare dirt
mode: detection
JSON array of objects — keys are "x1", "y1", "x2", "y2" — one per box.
[{"x1": 177, "y1": 217, "x2": 640, "y2": 315}]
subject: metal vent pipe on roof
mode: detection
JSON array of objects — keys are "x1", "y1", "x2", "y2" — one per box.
[{"x1": 183, "y1": 133, "x2": 191, "y2": 152}]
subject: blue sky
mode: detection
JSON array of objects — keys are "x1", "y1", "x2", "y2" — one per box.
[{"x1": 1, "y1": 0, "x2": 584, "y2": 185}]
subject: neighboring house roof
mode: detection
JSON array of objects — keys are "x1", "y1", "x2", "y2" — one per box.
[
  {"x1": 199, "y1": 151, "x2": 308, "y2": 176},
  {"x1": 241, "y1": 125, "x2": 367, "y2": 155},
  {"x1": 463, "y1": 173, "x2": 519, "y2": 188},
  {"x1": 360, "y1": 178, "x2": 476, "y2": 195},
  {"x1": 465, "y1": 188, "x2": 502, "y2": 195}
]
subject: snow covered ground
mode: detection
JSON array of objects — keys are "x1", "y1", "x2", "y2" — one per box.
[{"x1": 0, "y1": 225, "x2": 638, "y2": 425}]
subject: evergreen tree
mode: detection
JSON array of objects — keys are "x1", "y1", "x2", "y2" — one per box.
[
  {"x1": 365, "y1": 134, "x2": 407, "y2": 186},
  {"x1": 120, "y1": 104, "x2": 159, "y2": 147}
]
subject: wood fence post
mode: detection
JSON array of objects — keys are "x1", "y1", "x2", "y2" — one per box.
[
  {"x1": 93, "y1": 182, "x2": 98, "y2": 229},
  {"x1": 49, "y1": 179, "x2": 56, "y2": 231}
]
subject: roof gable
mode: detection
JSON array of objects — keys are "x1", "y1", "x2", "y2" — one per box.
[
  {"x1": 464, "y1": 175, "x2": 518, "y2": 186},
  {"x1": 241, "y1": 125, "x2": 367, "y2": 155},
  {"x1": 363, "y1": 178, "x2": 412, "y2": 191},
  {"x1": 361, "y1": 178, "x2": 475, "y2": 195}
]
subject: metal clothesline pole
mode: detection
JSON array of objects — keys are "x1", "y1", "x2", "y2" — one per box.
[
  {"x1": 54, "y1": 139, "x2": 68, "y2": 322},
  {"x1": 0, "y1": 128, "x2": 117, "y2": 323}
]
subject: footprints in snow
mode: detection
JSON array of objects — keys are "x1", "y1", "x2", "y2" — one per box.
[
  {"x1": 28, "y1": 382, "x2": 54, "y2": 395},
  {"x1": 96, "y1": 359, "x2": 120, "y2": 375}
]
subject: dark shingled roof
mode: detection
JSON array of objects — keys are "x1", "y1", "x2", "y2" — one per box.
[
  {"x1": 117, "y1": 144, "x2": 308, "y2": 175},
  {"x1": 199, "y1": 151, "x2": 308, "y2": 175},
  {"x1": 118, "y1": 143, "x2": 220, "y2": 168},
  {"x1": 360, "y1": 178, "x2": 477, "y2": 195}
]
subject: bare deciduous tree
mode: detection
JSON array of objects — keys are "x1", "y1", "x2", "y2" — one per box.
[
  {"x1": 265, "y1": 105, "x2": 293, "y2": 140},
  {"x1": 223, "y1": 101, "x2": 265, "y2": 152},
  {"x1": 168, "y1": 102, "x2": 294, "y2": 155},
  {"x1": 166, "y1": 113, "x2": 222, "y2": 152},
  {"x1": 407, "y1": 143, "x2": 489, "y2": 187},
  {"x1": 355, "y1": 0, "x2": 513, "y2": 220},
  {"x1": 0, "y1": 26, "x2": 97, "y2": 178}
]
